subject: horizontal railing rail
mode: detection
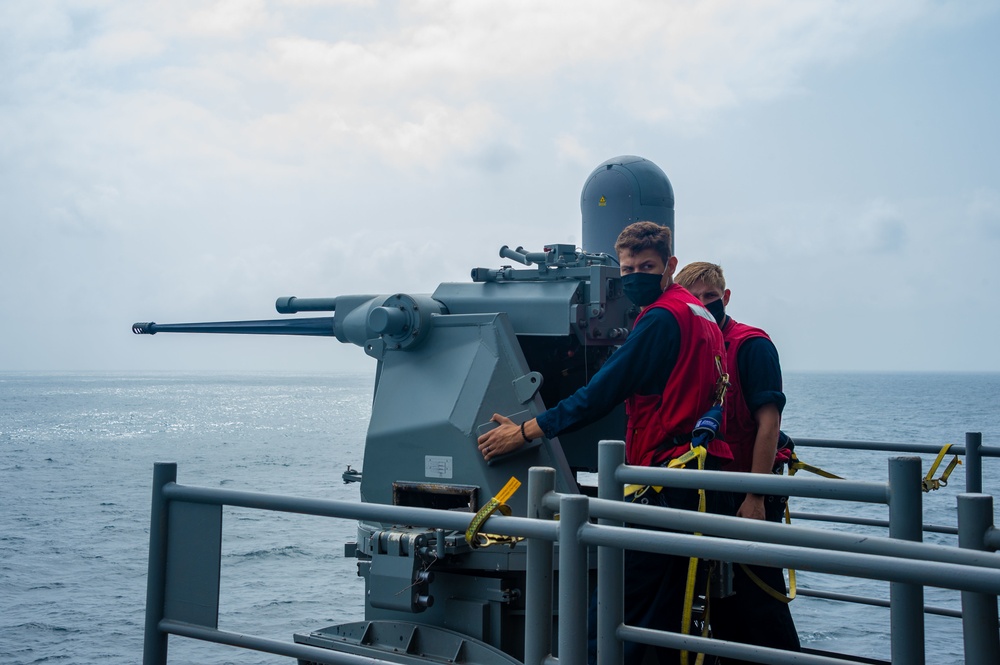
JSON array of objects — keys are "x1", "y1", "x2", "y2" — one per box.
[
  {"x1": 792, "y1": 437, "x2": 1000, "y2": 458},
  {"x1": 793, "y1": 588, "x2": 962, "y2": 619},
  {"x1": 795, "y1": 432, "x2": 989, "y2": 495},
  {"x1": 143, "y1": 433, "x2": 998, "y2": 665},
  {"x1": 787, "y1": 511, "x2": 958, "y2": 535}
]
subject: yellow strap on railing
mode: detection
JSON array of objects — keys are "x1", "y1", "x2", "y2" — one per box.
[
  {"x1": 922, "y1": 443, "x2": 962, "y2": 492},
  {"x1": 465, "y1": 477, "x2": 524, "y2": 549},
  {"x1": 787, "y1": 452, "x2": 844, "y2": 479}
]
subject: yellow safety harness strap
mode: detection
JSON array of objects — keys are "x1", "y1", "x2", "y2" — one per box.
[
  {"x1": 766, "y1": 448, "x2": 834, "y2": 602},
  {"x1": 742, "y1": 504, "x2": 799, "y2": 600},
  {"x1": 740, "y1": 473, "x2": 798, "y2": 603},
  {"x1": 680, "y1": 560, "x2": 712, "y2": 665},
  {"x1": 922, "y1": 443, "x2": 962, "y2": 492},
  {"x1": 679, "y1": 446, "x2": 708, "y2": 665},
  {"x1": 465, "y1": 477, "x2": 524, "y2": 549},
  {"x1": 624, "y1": 483, "x2": 660, "y2": 498},
  {"x1": 667, "y1": 445, "x2": 708, "y2": 470},
  {"x1": 787, "y1": 452, "x2": 843, "y2": 479},
  {"x1": 784, "y1": 502, "x2": 797, "y2": 600},
  {"x1": 738, "y1": 562, "x2": 796, "y2": 604},
  {"x1": 623, "y1": 441, "x2": 708, "y2": 499}
]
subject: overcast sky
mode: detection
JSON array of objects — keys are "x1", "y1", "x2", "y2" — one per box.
[{"x1": 2, "y1": 0, "x2": 998, "y2": 373}]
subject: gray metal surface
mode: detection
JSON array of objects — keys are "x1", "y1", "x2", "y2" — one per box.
[
  {"x1": 295, "y1": 621, "x2": 522, "y2": 665},
  {"x1": 359, "y1": 311, "x2": 576, "y2": 517},
  {"x1": 958, "y1": 493, "x2": 1000, "y2": 664},
  {"x1": 888, "y1": 457, "x2": 924, "y2": 663},
  {"x1": 580, "y1": 155, "x2": 675, "y2": 256},
  {"x1": 163, "y1": 501, "x2": 221, "y2": 628}
]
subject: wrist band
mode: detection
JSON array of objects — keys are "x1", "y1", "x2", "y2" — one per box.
[{"x1": 520, "y1": 421, "x2": 534, "y2": 443}]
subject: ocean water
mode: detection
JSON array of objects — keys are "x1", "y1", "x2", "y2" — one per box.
[{"x1": 0, "y1": 370, "x2": 997, "y2": 664}]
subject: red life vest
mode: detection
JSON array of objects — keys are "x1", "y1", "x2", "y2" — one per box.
[
  {"x1": 624, "y1": 284, "x2": 731, "y2": 467},
  {"x1": 721, "y1": 318, "x2": 787, "y2": 473}
]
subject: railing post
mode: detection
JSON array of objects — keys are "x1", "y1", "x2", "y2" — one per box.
[
  {"x1": 597, "y1": 441, "x2": 626, "y2": 665},
  {"x1": 888, "y1": 456, "x2": 924, "y2": 664},
  {"x1": 143, "y1": 462, "x2": 177, "y2": 665},
  {"x1": 525, "y1": 467, "x2": 556, "y2": 665},
  {"x1": 559, "y1": 495, "x2": 591, "y2": 665},
  {"x1": 958, "y1": 493, "x2": 1000, "y2": 664},
  {"x1": 965, "y1": 432, "x2": 983, "y2": 494}
]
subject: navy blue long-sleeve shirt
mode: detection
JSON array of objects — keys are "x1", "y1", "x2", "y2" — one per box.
[
  {"x1": 734, "y1": 335, "x2": 785, "y2": 415},
  {"x1": 534, "y1": 308, "x2": 680, "y2": 439}
]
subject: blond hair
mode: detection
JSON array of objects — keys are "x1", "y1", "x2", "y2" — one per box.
[{"x1": 675, "y1": 261, "x2": 726, "y2": 291}]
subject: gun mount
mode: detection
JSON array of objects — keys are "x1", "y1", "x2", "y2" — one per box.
[
  {"x1": 133, "y1": 241, "x2": 634, "y2": 478},
  {"x1": 135, "y1": 155, "x2": 674, "y2": 662}
]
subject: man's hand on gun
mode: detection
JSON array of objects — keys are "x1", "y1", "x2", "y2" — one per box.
[{"x1": 477, "y1": 414, "x2": 541, "y2": 461}]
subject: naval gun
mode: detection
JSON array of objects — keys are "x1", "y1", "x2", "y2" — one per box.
[
  {"x1": 133, "y1": 242, "x2": 633, "y2": 492},
  {"x1": 133, "y1": 155, "x2": 675, "y2": 663}
]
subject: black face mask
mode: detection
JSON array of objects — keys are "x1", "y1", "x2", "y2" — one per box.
[
  {"x1": 705, "y1": 297, "x2": 726, "y2": 326},
  {"x1": 622, "y1": 272, "x2": 664, "y2": 307}
]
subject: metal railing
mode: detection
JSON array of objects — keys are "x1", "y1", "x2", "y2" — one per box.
[
  {"x1": 796, "y1": 432, "x2": 1000, "y2": 492},
  {"x1": 143, "y1": 435, "x2": 1000, "y2": 665},
  {"x1": 770, "y1": 431, "x2": 1000, "y2": 622}
]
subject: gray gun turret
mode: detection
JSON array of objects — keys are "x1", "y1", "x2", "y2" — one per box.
[
  {"x1": 134, "y1": 242, "x2": 633, "y2": 500},
  {"x1": 133, "y1": 155, "x2": 674, "y2": 661}
]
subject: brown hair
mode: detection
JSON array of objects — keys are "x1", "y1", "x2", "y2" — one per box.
[
  {"x1": 675, "y1": 261, "x2": 726, "y2": 291},
  {"x1": 614, "y1": 221, "x2": 673, "y2": 263}
]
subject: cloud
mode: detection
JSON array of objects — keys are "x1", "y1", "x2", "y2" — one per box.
[
  {"x1": 554, "y1": 134, "x2": 594, "y2": 169},
  {"x1": 2, "y1": 0, "x2": 999, "y2": 371},
  {"x1": 89, "y1": 29, "x2": 165, "y2": 62},
  {"x1": 186, "y1": 0, "x2": 274, "y2": 37},
  {"x1": 851, "y1": 199, "x2": 907, "y2": 254},
  {"x1": 251, "y1": 0, "x2": 924, "y2": 144},
  {"x1": 51, "y1": 184, "x2": 125, "y2": 236},
  {"x1": 4, "y1": 0, "x2": 960, "y2": 171}
]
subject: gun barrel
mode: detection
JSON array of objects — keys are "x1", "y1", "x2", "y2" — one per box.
[
  {"x1": 131, "y1": 318, "x2": 336, "y2": 336},
  {"x1": 275, "y1": 296, "x2": 340, "y2": 313}
]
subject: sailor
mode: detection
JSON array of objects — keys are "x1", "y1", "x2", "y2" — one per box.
[
  {"x1": 675, "y1": 261, "x2": 801, "y2": 660},
  {"x1": 478, "y1": 221, "x2": 730, "y2": 665}
]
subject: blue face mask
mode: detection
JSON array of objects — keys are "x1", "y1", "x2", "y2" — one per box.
[
  {"x1": 705, "y1": 297, "x2": 726, "y2": 326},
  {"x1": 622, "y1": 272, "x2": 664, "y2": 307}
]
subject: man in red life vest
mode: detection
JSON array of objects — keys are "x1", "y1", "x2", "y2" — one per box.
[
  {"x1": 478, "y1": 222, "x2": 729, "y2": 665},
  {"x1": 675, "y1": 261, "x2": 801, "y2": 660}
]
